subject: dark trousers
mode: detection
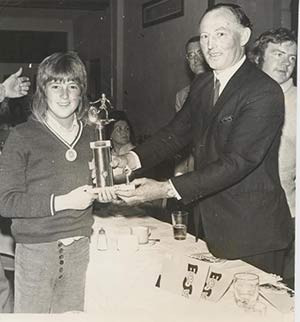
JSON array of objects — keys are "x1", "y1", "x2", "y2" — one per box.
[{"x1": 241, "y1": 248, "x2": 287, "y2": 277}]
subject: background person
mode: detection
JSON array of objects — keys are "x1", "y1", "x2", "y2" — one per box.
[
  {"x1": 175, "y1": 35, "x2": 208, "y2": 113},
  {"x1": 108, "y1": 110, "x2": 136, "y2": 157},
  {"x1": 113, "y1": 3, "x2": 292, "y2": 277},
  {"x1": 174, "y1": 36, "x2": 208, "y2": 177},
  {"x1": 249, "y1": 27, "x2": 297, "y2": 288}
]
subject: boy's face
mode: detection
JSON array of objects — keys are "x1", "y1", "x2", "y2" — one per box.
[{"x1": 45, "y1": 79, "x2": 81, "y2": 125}]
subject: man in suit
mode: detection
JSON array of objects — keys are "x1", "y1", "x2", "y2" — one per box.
[{"x1": 114, "y1": 3, "x2": 292, "y2": 276}]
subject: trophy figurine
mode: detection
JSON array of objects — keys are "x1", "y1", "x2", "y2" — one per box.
[{"x1": 88, "y1": 93, "x2": 115, "y2": 196}]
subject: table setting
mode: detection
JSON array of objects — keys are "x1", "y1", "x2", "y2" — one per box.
[{"x1": 83, "y1": 212, "x2": 295, "y2": 322}]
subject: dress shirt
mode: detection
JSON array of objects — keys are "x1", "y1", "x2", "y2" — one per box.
[
  {"x1": 213, "y1": 55, "x2": 246, "y2": 95},
  {"x1": 45, "y1": 112, "x2": 79, "y2": 145},
  {"x1": 45, "y1": 112, "x2": 83, "y2": 246}
]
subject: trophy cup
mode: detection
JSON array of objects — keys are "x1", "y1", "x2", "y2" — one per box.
[{"x1": 88, "y1": 94, "x2": 115, "y2": 197}]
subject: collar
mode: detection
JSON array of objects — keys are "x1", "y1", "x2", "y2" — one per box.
[
  {"x1": 213, "y1": 56, "x2": 246, "y2": 94},
  {"x1": 45, "y1": 112, "x2": 78, "y2": 133},
  {"x1": 280, "y1": 78, "x2": 294, "y2": 93},
  {"x1": 45, "y1": 112, "x2": 79, "y2": 144}
]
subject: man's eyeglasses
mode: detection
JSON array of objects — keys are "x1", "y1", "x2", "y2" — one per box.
[{"x1": 186, "y1": 50, "x2": 203, "y2": 61}]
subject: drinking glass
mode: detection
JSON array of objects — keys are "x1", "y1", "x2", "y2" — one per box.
[
  {"x1": 171, "y1": 211, "x2": 188, "y2": 240},
  {"x1": 233, "y1": 272, "x2": 259, "y2": 310}
]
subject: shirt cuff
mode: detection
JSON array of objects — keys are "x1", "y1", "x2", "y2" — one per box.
[
  {"x1": 168, "y1": 179, "x2": 182, "y2": 200},
  {"x1": 0, "y1": 84, "x2": 5, "y2": 103},
  {"x1": 50, "y1": 194, "x2": 55, "y2": 216},
  {"x1": 128, "y1": 151, "x2": 141, "y2": 170}
]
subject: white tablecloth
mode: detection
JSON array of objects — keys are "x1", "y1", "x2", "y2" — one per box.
[
  {"x1": 0, "y1": 214, "x2": 294, "y2": 322},
  {"x1": 84, "y1": 214, "x2": 295, "y2": 322}
]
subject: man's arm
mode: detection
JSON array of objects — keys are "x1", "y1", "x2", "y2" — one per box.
[
  {"x1": 116, "y1": 83, "x2": 284, "y2": 206},
  {"x1": 172, "y1": 86, "x2": 284, "y2": 204}
]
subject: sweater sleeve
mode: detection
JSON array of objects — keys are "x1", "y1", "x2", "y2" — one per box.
[{"x1": 0, "y1": 128, "x2": 53, "y2": 218}]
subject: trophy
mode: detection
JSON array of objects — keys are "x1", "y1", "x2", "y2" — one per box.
[{"x1": 88, "y1": 93, "x2": 115, "y2": 194}]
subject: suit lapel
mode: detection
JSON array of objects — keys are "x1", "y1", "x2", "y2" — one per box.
[{"x1": 205, "y1": 60, "x2": 252, "y2": 124}]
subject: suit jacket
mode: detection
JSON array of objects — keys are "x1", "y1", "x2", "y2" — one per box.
[
  {"x1": 134, "y1": 59, "x2": 292, "y2": 259},
  {"x1": 174, "y1": 85, "x2": 194, "y2": 175}
]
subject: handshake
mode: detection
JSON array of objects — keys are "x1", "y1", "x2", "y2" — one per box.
[{"x1": 91, "y1": 154, "x2": 174, "y2": 206}]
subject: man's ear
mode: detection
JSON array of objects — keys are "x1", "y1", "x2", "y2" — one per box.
[{"x1": 240, "y1": 27, "x2": 251, "y2": 47}]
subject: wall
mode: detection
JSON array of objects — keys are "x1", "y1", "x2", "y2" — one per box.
[
  {"x1": 121, "y1": 0, "x2": 294, "y2": 138},
  {"x1": 0, "y1": 8, "x2": 74, "y2": 85},
  {"x1": 123, "y1": 0, "x2": 207, "y2": 137},
  {"x1": 73, "y1": 8, "x2": 111, "y2": 100},
  {"x1": 0, "y1": 6, "x2": 110, "y2": 100}
]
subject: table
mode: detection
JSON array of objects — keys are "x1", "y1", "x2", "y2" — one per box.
[
  {"x1": 84, "y1": 214, "x2": 295, "y2": 322},
  {"x1": 0, "y1": 213, "x2": 294, "y2": 322}
]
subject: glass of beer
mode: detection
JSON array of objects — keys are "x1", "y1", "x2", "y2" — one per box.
[{"x1": 171, "y1": 211, "x2": 188, "y2": 240}]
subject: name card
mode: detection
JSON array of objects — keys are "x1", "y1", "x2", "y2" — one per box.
[
  {"x1": 158, "y1": 255, "x2": 210, "y2": 301},
  {"x1": 157, "y1": 254, "x2": 234, "y2": 302}
]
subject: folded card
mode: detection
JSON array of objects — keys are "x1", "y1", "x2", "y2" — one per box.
[{"x1": 158, "y1": 255, "x2": 210, "y2": 301}]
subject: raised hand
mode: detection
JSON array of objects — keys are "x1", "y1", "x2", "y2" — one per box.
[{"x1": 3, "y1": 68, "x2": 31, "y2": 98}]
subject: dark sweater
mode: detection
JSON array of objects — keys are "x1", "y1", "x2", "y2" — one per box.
[{"x1": 0, "y1": 117, "x2": 95, "y2": 243}]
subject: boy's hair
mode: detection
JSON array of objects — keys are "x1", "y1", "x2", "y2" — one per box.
[{"x1": 32, "y1": 51, "x2": 89, "y2": 123}]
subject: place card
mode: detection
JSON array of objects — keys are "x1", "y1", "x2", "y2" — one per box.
[{"x1": 158, "y1": 255, "x2": 210, "y2": 301}]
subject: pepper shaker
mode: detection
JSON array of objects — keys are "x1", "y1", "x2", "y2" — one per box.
[{"x1": 97, "y1": 227, "x2": 108, "y2": 251}]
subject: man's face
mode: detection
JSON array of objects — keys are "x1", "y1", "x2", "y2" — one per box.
[
  {"x1": 186, "y1": 41, "x2": 206, "y2": 75},
  {"x1": 261, "y1": 41, "x2": 297, "y2": 84},
  {"x1": 199, "y1": 8, "x2": 248, "y2": 72}
]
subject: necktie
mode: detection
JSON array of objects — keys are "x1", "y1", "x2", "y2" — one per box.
[{"x1": 213, "y1": 78, "x2": 220, "y2": 106}]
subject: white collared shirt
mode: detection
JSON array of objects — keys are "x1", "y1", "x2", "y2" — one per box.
[
  {"x1": 45, "y1": 112, "x2": 79, "y2": 144},
  {"x1": 214, "y1": 55, "x2": 246, "y2": 95}
]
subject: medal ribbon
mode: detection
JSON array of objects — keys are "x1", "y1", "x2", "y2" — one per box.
[{"x1": 43, "y1": 120, "x2": 83, "y2": 154}]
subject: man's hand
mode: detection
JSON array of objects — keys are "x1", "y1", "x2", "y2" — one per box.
[
  {"x1": 3, "y1": 68, "x2": 31, "y2": 98},
  {"x1": 114, "y1": 178, "x2": 172, "y2": 206}
]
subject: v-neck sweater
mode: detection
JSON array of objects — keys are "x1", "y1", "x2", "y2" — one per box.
[{"x1": 0, "y1": 117, "x2": 96, "y2": 243}]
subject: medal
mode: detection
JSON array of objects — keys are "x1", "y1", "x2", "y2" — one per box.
[
  {"x1": 65, "y1": 148, "x2": 77, "y2": 162},
  {"x1": 43, "y1": 120, "x2": 83, "y2": 162}
]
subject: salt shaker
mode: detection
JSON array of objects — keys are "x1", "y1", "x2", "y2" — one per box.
[{"x1": 97, "y1": 227, "x2": 108, "y2": 251}]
